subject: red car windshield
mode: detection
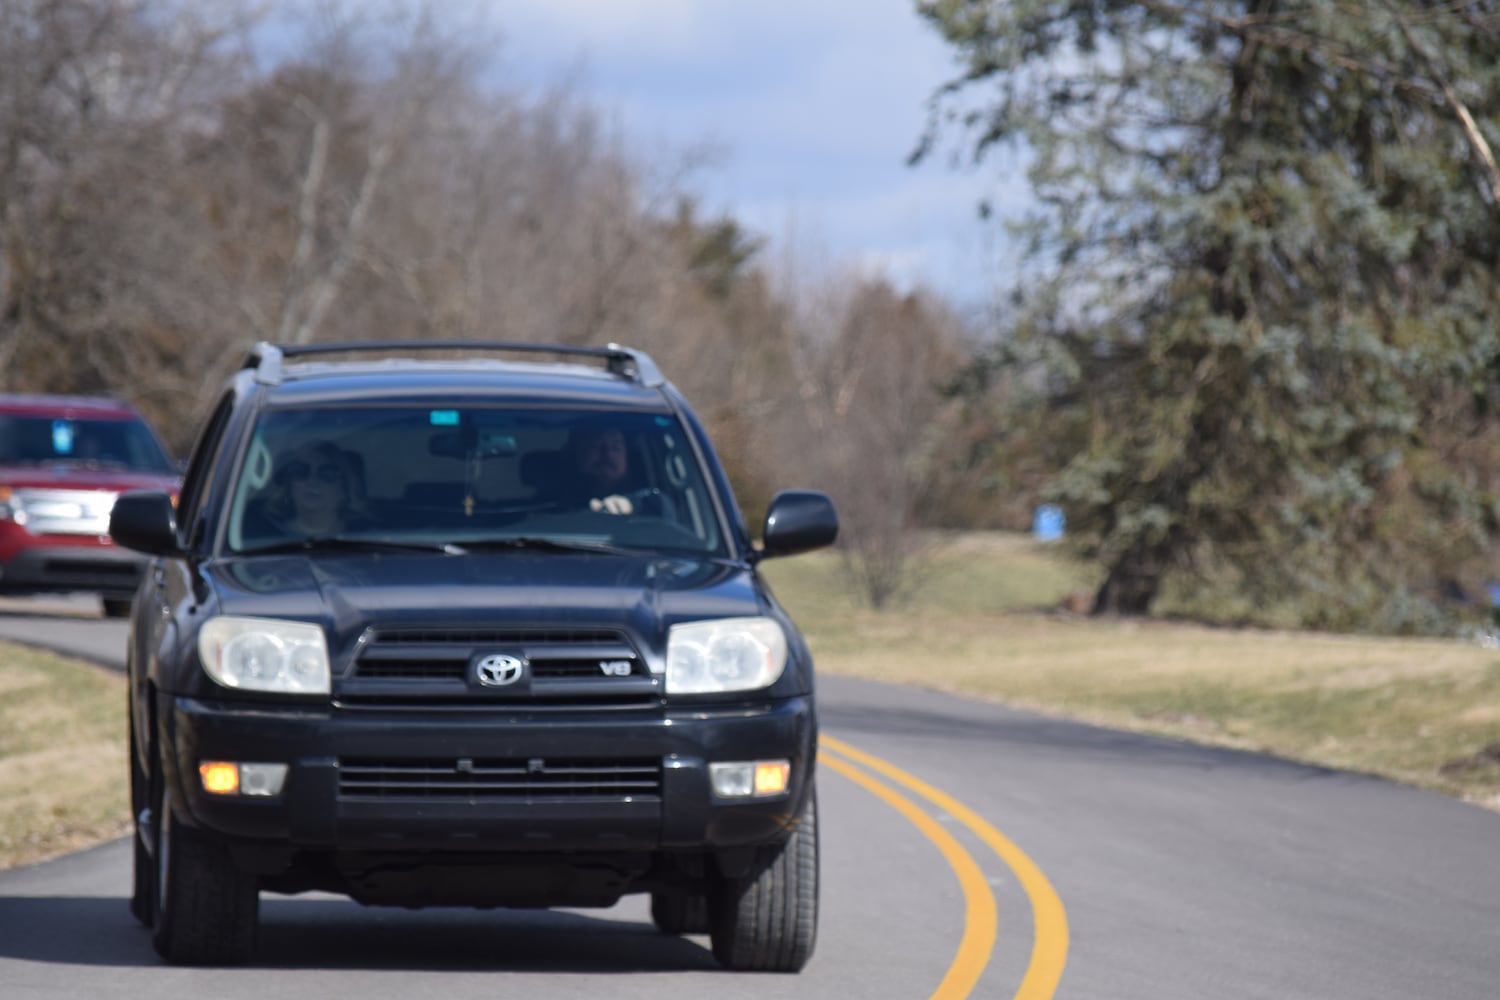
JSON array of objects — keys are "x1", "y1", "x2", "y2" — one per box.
[{"x1": 0, "y1": 414, "x2": 176, "y2": 474}]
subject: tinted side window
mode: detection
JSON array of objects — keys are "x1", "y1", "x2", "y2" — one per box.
[{"x1": 175, "y1": 395, "x2": 237, "y2": 548}]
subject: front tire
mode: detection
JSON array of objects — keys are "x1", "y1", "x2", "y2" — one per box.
[
  {"x1": 151, "y1": 799, "x2": 259, "y2": 965},
  {"x1": 127, "y1": 709, "x2": 153, "y2": 927},
  {"x1": 709, "y1": 789, "x2": 819, "y2": 972}
]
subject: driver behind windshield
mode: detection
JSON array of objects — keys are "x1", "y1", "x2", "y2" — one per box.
[{"x1": 561, "y1": 426, "x2": 639, "y2": 515}]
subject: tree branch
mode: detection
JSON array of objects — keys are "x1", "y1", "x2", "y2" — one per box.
[
  {"x1": 290, "y1": 135, "x2": 391, "y2": 345},
  {"x1": 276, "y1": 96, "x2": 328, "y2": 343},
  {"x1": 1385, "y1": 3, "x2": 1500, "y2": 206}
]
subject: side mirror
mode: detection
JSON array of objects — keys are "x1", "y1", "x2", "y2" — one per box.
[
  {"x1": 760, "y1": 490, "x2": 838, "y2": 559},
  {"x1": 110, "y1": 490, "x2": 181, "y2": 556}
]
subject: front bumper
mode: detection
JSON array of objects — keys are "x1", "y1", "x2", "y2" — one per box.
[
  {"x1": 0, "y1": 534, "x2": 145, "y2": 598},
  {"x1": 162, "y1": 694, "x2": 815, "y2": 854}
]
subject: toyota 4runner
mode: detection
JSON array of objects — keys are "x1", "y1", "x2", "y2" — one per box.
[{"x1": 110, "y1": 341, "x2": 838, "y2": 971}]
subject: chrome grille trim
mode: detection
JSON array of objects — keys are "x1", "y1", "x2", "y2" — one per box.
[
  {"x1": 12, "y1": 487, "x2": 118, "y2": 535},
  {"x1": 338, "y1": 625, "x2": 656, "y2": 708}
]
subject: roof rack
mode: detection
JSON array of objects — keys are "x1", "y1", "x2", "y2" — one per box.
[{"x1": 242, "y1": 340, "x2": 665, "y2": 389}]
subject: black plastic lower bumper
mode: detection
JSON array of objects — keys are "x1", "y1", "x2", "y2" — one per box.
[
  {"x1": 162, "y1": 694, "x2": 816, "y2": 856},
  {"x1": 0, "y1": 543, "x2": 144, "y2": 598}
]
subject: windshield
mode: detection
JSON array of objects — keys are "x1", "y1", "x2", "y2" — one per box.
[
  {"x1": 224, "y1": 405, "x2": 728, "y2": 558},
  {"x1": 0, "y1": 413, "x2": 175, "y2": 473}
]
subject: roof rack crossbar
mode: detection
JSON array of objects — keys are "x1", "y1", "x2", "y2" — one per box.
[{"x1": 241, "y1": 340, "x2": 664, "y2": 388}]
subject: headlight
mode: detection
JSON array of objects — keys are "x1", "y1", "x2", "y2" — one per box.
[
  {"x1": 666, "y1": 617, "x2": 787, "y2": 694},
  {"x1": 197, "y1": 616, "x2": 330, "y2": 694},
  {"x1": 0, "y1": 487, "x2": 27, "y2": 525}
]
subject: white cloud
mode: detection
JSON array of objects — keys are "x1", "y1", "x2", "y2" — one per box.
[
  {"x1": 493, "y1": 0, "x2": 1024, "y2": 305},
  {"x1": 500, "y1": 0, "x2": 701, "y2": 44}
]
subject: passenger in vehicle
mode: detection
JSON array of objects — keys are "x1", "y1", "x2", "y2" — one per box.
[{"x1": 263, "y1": 441, "x2": 370, "y2": 536}]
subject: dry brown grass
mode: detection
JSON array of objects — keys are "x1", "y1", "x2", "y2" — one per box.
[{"x1": 0, "y1": 645, "x2": 129, "y2": 870}]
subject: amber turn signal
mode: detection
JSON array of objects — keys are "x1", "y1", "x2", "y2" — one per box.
[
  {"x1": 754, "y1": 761, "x2": 791, "y2": 796},
  {"x1": 199, "y1": 761, "x2": 240, "y2": 795}
]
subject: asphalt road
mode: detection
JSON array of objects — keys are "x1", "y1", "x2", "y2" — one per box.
[
  {"x1": 3, "y1": 601, "x2": 1500, "y2": 999},
  {"x1": 0, "y1": 594, "x2": 125, "y2": 667}
]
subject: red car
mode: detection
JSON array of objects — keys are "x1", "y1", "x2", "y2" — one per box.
[{"x1": 0, "y1": 394, "x2": 179, "y2": 616}]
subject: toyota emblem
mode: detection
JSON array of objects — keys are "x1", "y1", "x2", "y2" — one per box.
[{"x1": 474, "y1": 654, "x2": 525, "y2": 687}]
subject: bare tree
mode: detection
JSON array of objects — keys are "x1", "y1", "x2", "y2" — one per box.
[
  {"x1": 0, "y1": 0, "x2": 974, "y2": 519},
  {"x1": 769, "y1": 275, "x2": 969, "y2": 608},
  {"x1": 0, "y1": 0, "x2": 248, "y2": 416}
]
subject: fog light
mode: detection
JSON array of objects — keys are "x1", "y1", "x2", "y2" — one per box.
[
  {"x1": 199, "y1": 761, "x2": 240, "y2": 795},
  {"x1": 239, "y1": 763, "x2": 289, "y2": 797},
  {"x1": 198, "y1": 761, "x2": 288, "y2": 797},
  {"x1": 710, "y1": 762, "x2": 753, "y2": 798},
  {"x1": 709, "y1": 759, "x2": 791, "y2": 799}
]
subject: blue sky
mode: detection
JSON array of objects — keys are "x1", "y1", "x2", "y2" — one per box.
[{"x1": 498, "y1": 0, "x2": 1025, "y2": 307}]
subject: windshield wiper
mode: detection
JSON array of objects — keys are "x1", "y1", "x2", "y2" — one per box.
[
  {"x1": 449, "y1": 536, "x2": 638, "y2": 556},
  {"x1": 237, "y1": 536, "x2": 466, "y2": 556}
]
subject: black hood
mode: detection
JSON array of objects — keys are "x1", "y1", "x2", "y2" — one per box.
[{"x1": 205, "y1": 550, "x2": 766, "y2": 666}]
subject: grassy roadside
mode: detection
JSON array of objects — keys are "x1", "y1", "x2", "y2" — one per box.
[
  {"x1": 0, "y1": 643, "x2": 130, "y2": 871},
  {"x1": 4, "y1": 530, "x2": 1497, "y2": 871},
  {"x1": 763, "y1": 533, "x2": 1500, "y2": 810}
]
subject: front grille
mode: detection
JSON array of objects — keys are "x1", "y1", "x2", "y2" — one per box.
[
  {"x1": 14, "y1": 488, "x2": 117, "y2": 536},
  {"x1": 336, "y1": 626, "x2": 660, "y2": 709},
  {"x1": 338, "y1": 757, "x2": 662, "y2": 800}
]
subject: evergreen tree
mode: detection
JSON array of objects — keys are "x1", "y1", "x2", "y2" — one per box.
[{"x1": 918, "y1": 0, "x2": 1500, "y2": 631}]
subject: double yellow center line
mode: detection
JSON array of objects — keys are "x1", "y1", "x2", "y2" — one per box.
[{"x1": 819, "y1": 734, "x2": 1070, "y2": 1000}]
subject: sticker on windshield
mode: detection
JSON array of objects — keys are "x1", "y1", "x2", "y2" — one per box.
[
  {"x1": 430, "y1": 410, "x2": 460, "y2": 426},
  {"x1": 52, "y1": 420, "x2": 75, "y2": 455}
]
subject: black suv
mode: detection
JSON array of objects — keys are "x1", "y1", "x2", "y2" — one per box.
[{"x1": 110, "y1": 341, "x2": 837, "y2": 971}]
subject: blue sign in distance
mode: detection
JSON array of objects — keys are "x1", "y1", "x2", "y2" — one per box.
[{"x1": 1033, "y1": 504, "x2": 1065, "y2": 542}]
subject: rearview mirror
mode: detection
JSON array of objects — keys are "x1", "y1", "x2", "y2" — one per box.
[{"x1": 428, "y1": 430, "x2": 518, "y2": 459}]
